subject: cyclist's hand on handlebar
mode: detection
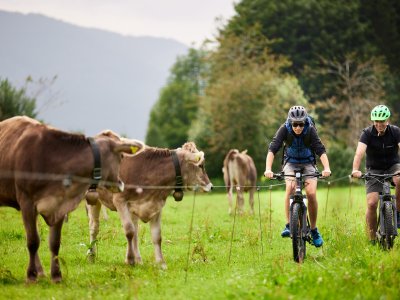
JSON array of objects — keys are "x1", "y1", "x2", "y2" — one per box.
[
  {"x1": 351, "y1": 170, "x2": 362, "y2": 178},
  {"x1": 321, "y1": 169, "x2": 331, "y2": 178},
  {"x1": 264, "y1": 169, "x2": 274, "y2": 179}
]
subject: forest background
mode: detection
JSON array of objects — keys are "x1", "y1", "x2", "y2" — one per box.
[
  {"x1": 145, "y1": 0, "x2": 400, "y2": 183},
  {"x1": 2, "y1": 0, "x2": 400, "y2": 183}
]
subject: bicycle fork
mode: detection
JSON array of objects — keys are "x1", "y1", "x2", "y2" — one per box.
[
  {"x1": 377, "y1": 195, "x2": 398, "y2": 239},
  {"x1": 289, "y1": 194, "x2": 311, "y2": 242}
]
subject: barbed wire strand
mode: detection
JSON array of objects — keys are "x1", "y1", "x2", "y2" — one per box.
[{"x1": 0, "y1": 170, "x2": 353, "y2": 191}]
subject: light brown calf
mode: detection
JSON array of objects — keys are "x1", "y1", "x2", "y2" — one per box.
[
  {"x1": 222, "y1": 149, "x2": 257, "y2": 215},
  {"x1": 87, "y1": 142, "x2": 212, "y2": 269}
]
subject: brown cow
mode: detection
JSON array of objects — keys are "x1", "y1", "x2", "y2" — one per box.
[
  {"x1": 222, "y1": 149, "x2": 257, "y2": 215},
  {"x1": 86, "y1": 142, "x2": 212, "y2": 269},
  {"x1": 0, "y1": 116, "x2": 144, "y2": 282}
]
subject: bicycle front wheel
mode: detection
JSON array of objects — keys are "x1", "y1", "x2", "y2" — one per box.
[
  {"x1": 383, "y1": 202, "x2": 395, "y2": 250},
  {"x1": 291, "y1": 203, "x2": 306, "y2": 263}
]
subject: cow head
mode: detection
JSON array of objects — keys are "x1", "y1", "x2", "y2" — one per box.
[
  {"x1": 178, "y1": 142, "x2": 213, "y2": 193},
  {"x1": 85, "y1": 131, "x2": 144, "y2": 203}
]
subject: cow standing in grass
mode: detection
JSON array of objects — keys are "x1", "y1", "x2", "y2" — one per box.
[
  {"x1": 222, "y1": 149, "x2": 257, "y2": 215},
  {"x1": 0, "y1": 116, "x2": 144, "y2": 282},
  {"x1": 86, "y1": 142, "x2": 212, "y2": 269}
]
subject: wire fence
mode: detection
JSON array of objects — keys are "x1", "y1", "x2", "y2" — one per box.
[
  {"x1": 0, "y1": 168, "x2": 370, "y2": 281},
  {"x1": 0, "y1": 169, "x2": 361, "y2": 191}
]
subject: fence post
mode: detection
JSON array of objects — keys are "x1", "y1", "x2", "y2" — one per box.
[{"x1": 324, "y1": 181, "x2": 331, "y2": 220}]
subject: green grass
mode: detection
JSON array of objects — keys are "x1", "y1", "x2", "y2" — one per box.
[{"x1": 1, "y1": 184, "x2": 400, "y2": 299}]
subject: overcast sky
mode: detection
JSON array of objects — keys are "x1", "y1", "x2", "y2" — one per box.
[{"x1": 0, "y1": 0, "x2": 237, "y2": 46}]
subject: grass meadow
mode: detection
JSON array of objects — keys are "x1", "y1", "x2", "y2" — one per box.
[{"x1": 1, "y1": 182, "x2": 400, "y2": 300}]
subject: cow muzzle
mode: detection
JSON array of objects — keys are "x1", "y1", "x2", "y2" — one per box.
[{"x1": 202, "y1": 182, "x2": 213, "y2": 192}]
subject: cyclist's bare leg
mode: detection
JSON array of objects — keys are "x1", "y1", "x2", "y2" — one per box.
[
  {"x1": 284, "y1": 180, "x2": 295, "y2": 224},
  {"x1": 305, "y1": 179, "x2": 318, "y2": 229},
  {"x1": 366, "y1": 192, "x2": 379, "y2": 240}
]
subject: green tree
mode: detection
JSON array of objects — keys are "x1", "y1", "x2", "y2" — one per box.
[
  {"x1": 361, "y1": 0, "x2": 400, "y2": 74},
  {"x1": 190, "y1": 29, "x2": 307, "y2": 178},
  {"x1": 221, "y1": 0, "x2": 398, "y2": 148},
  {"x1": 310, "y1": 55, "x2": 388, "y2": 147},
  {"x1": 360, "y1": 0, "x2": 400, "y2": 114},
  {"x1": 225, "y1": 0, "x2": 374, "y2": 78},
  {"x1": 0, "y1": 78, "x2": 37, "y2": 120},
  {"x1": 145, "y1": 48, "x2": 208, "y2": 148}
]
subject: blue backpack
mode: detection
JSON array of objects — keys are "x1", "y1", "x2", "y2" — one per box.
[
  {"x1": 285, "y1": 116, "x2": 316, "y2": 147},
  {"x1": 281, "y1": 116, "x2": 316, "y2": 166}
]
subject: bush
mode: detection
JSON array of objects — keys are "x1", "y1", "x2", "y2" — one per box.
[{"x1": 327, "y1": 144, "x2": 359, "y2": 183}]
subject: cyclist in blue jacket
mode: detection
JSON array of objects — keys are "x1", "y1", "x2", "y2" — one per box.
[
  {"x1": 352, "y1": 105, "x2": 400, "y2": 243},
  {"x1": 264, "y1": 106, "x2": 331, "y2": 247}
]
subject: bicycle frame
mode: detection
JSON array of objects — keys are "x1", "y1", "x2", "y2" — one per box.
[
  {"x1": 379, "y1": 177, "x2": 398, "y2": 239},
  {"x1": 289, "y1": 170, "x2": 311, "y2": 244},
  {"x1": 363, "y1": 172, "x2": 399, "y2": 249},
  {"x1": 274, "y1": 168, "x2": 320, "y2": 262}
]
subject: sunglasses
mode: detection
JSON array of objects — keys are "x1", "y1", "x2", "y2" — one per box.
[{"x1": 292, "y1": 122, "x2": 305, "y2": 128}]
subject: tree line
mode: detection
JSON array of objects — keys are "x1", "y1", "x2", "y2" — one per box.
[{"x1": 146, "y1": 0, "x2": 400, "y2": 180}]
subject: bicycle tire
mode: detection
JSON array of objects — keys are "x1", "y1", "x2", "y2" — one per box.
[
  {"x1": 383, "y1": 202, "x2": 395, "y2": 250},
  {"x1": 291, "y1": 203, "x2": 306, "y2": 263}
]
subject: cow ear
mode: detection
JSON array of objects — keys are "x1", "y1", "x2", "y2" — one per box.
[
  {"x1": 114, "y1": 139, "x2": 145, "y2": 155},
  {"x1": 186, "y1": 151, "x2": 205, "y2": 166}
]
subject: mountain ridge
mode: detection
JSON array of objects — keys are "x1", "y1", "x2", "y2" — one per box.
[{"x1": 0, "y1": 10, "x2": 188, "y2": 140}]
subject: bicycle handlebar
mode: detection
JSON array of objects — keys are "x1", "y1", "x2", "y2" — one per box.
[
  {"x1": 360, "y1": 172, "x2": 400, "y2": 180},
  {"x1": 272, "y1": 171, "x2": 323, "y2": 181}
]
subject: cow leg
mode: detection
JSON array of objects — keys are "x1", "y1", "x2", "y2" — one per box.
[
  {"x1": 49, "y1": 218, "x2": 64, "y2": 283},
  {"x1": 102, "y1": 205, "x2": 109, "y2": 221},
  {"x1": 227, "y1": 186, "x2": 233, "y2": 215},
  {"x1": 237, "y1": 188, "x2": 245, "y2": 215},
  {"x1": 114, "y1": 200, "x2": 135, "y2": 265},
  {"x1": 131, "y1": 214, "x2": 142, "y2": 264},
  {"x1": 150, "y1": 212, "x2": 166, "y2": 269},
  {"x1": 86, "y1": 201, "x2": 102, "y2": 261},
  {"x1": 249, "y1": 188, "x2": 255, "y2": 215},
  {"x1": 20, "y1": 201, "x2": 41, "y2": 283},
  {"x1": 34, "y1": 252, "x2": 45, "y2": 278}
]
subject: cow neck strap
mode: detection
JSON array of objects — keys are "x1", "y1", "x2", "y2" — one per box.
[
  {"x1": 88, "y1": 137, "x2": 102, "y2": 190},
  {"x1": 171, "y1": 150, "x2": 183, "y2": 198}
]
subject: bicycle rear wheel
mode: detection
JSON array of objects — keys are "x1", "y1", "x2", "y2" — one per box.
[
  {"x1": 291, "y1": 203, "x2": 306, "y2": 263},
  {"x1": 382, "y1": 202, "x2": 395, "y2": 250}
]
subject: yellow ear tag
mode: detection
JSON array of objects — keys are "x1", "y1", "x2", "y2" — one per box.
[
  {"x1": 131, "y1": 146, "x2": 139, "y2": 154},
  {"x1": 196, "y1": 154, "x2": 201, "y2": 162}
]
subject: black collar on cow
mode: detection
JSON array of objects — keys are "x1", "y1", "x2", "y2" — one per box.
[
  {"x1": 171, "y1": 150, "x2": 184, "y2": 201},
  {"x1": 88, "y1": 137, "x2": 102, "y2": 191}
]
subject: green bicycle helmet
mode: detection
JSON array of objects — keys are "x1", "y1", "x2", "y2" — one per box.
[{"x1": 371, "y1": 105, "x2": 391, "y2": 121}]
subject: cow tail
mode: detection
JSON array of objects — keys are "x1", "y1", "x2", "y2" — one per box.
[{"x1": 223, "y1": 149, "x2": 238, "y2": 193}]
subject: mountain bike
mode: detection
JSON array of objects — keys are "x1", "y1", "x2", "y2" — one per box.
[
  {"x1": 361, "y1": 172, "x2": 399, "y2": 250},
  {"x1": 273, "y1": 169, "x2": 321, "y2": 263}
]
